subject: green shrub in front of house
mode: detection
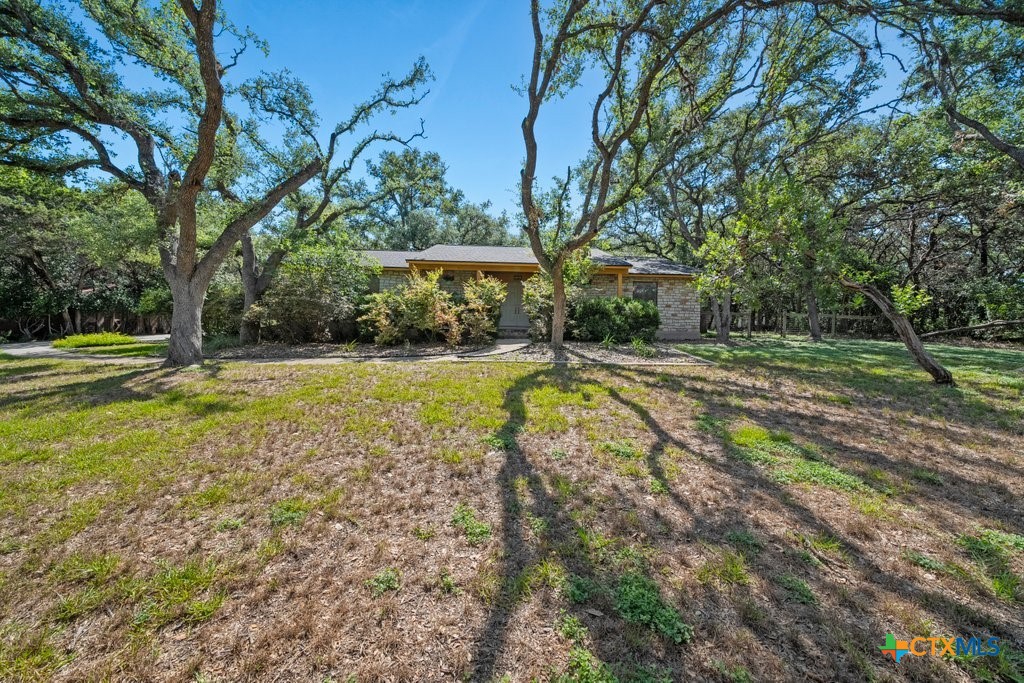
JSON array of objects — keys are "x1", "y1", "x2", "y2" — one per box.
[
  {"x1": 357, "y1": 269, "x2": 506, "y2": 346},
  {"x1": 459, "y1": 276, "x2": 507, "y2": 344},
  {"x1": 521, "y1": 252, "x2": 597, "y2": 341},
  {"x1": 571, "y1": 297, "x2": 660, "y2": 343}
]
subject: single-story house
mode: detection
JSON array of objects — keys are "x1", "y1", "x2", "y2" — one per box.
[{"x1": 361, "y1": 245, "x2": 701, "y2": 339}]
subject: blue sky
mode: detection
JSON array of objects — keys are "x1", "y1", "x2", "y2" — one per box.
[
  {"x1": 227, "y1": 0, "x2": 598, "y2": 218},
  {"x1": 223, "y1": 1, "x2": 914, "y2": 219}
]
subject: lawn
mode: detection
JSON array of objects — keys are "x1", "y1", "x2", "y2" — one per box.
[{"x1": 0, "y1": 338, "x2": 1021, "y2": 681}]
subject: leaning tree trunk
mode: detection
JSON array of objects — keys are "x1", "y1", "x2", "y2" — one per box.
[
  {"x1": 839, "y1": 278, "x2": 954, "y2": 385},
  {"x1": 166, "y1": 275, "x2": 205, "y2": 366},
  {"x1": 806, "y1": 287, "x2": 823, "y2": 342},
  {"x1": 550, "y1": 264, "x2": 567, "y2": 349}
]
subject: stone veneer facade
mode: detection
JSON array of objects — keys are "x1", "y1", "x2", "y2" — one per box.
[{"x1": 374, "y1": 270, "x2": 700, "y2": 340}]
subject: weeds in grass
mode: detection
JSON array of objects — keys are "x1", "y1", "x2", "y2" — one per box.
[
  {"x1": 695, "y1": 413, "x2": 727, "y2": 436},
  {"x1": 215, "y1": 517, "x2": 244, "y2": 532},
  {"x1": 550, "y1": 448, "x2": 568, "y2": 460},
  {"x1": 910, "y1": 468, "x2": 945, "y2": 486},
  {"x1": 482, "y1": 432, "x2": 516, "y2": 451},
  {"x1": 438, "y1": 569, "x2": 459, "y2": 595},
  {"x1": 554, "y1": 647, "x2": 616, "y2": 683},
  {"x1": 953, "y1": 643, "x2": 1024, "y2": 682},
  {"x1": 615, "y1": 573, "x2": 692, "y2": 643},
  {"x1": 902, "y1": 549, "x2": 969, "y2": 579},
  {"x1": 724, "y1": 530, "x2": 762, "y2": 556},
  {"x1": 957, "y1": 530, "x2": 1024, "y2": 601},
  {"x1": 565, "y1": 574, "x2": 598, "y2": 604},
  {"x1": 366, "y1": 568, "x2": 400, "y2": 596},
  {"x1": 268, "y1": 498, "x2": 310, "y2": 528},
  {"x1": 451, "y1": 503, "x2": 491, "y2": 546},
  {"x1": 713, "y1": 660, "x2": 754, "y2": 683},
  {"x1": 50, "y1": 553, "x2": 119, "y2": 585},
  {"x1": 54, "y1": 586, "x2": 110, "y2": 622},
  {"x1": 631, "y1": 338, "x2": 656, "y2": 358},
  {"x1": 256, "y1": 537, "x2": 285, "y2": 562},
  {"x1": 776, "y1": 574, "x2": 816, "y2": 604},
  {"x1": 412, "y1": 525, "x2": 436, "y2": 541},
  {"x1": 696, "y1": 549, "x2": 750, "y2": 586},
  {"x1": 0, "y1": 624, "x2": 73, "y2": 679},
  {"x1": 527, "y1": 513, "x2": 549, "y2": 535},
  {"x1": 600, "y1": 440, "x2": 643, "y2": 460},
  {"x1": 556, "y1": 613, "x2": 588, "y2": 643}
]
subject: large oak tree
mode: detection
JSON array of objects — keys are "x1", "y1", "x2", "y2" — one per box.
[{"x1": 0, "y1": 0, "x2": 427, "y2": 364}]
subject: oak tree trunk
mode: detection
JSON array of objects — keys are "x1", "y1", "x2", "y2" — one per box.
[
  {"x1": 840, "y1": 278, "x2": 954, "y2": 385},
  {"x1": 711, "y1": 294, "x2": 732, "y2": 343},
  {"x1": 239, "y1": 296, "x2": 260, "y2": 345},
  {"x1": 550, "y1": 265, "x2": 567, "y2": 349},
  {"x1": 166, "y1": 276, "x2": 205, "y2": 366},
  {"x1": 239, "y1": 233, "x2": 287, "y2": 345},
  {"x1": 806, "y1": 287, "x2": 823, "y2": 342}
]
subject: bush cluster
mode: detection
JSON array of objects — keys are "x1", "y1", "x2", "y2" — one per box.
[
  {"x1": 357, "y1": 269, "x2": 506, "y2": 346},
  {"x1": 245, "y1": 241, "x2": 370, "y2": 343},
  {"x1": 571, "y1": 296, "x2": 660, "y2": 342}
]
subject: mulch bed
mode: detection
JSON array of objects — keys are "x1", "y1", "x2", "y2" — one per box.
[{"x1": 493, "y1": 341, "x2": 712, "y2": 365}]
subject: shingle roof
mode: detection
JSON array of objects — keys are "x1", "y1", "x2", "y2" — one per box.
[
  {"x1": 359, "y1": 246, "x2": 696, "y2": 276},
  {"x1": 408, "y1": 244, "x2": 538, "y2": 264},
  {"x1": 362, "y1": 250, "x2": 421, "y2": 269},
  {"x1": 622, "y1": 256, "x2": 700, "y2": 276}
]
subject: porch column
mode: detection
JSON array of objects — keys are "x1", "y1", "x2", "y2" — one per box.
[{"x1": 617, "y1": 272, "x2": 623, "y2": 297}]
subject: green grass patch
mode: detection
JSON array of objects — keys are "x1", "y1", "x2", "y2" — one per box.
[
  {"x1": 615, "y1": 573, "x2": 692, "y2": 644},
  {"x1": 957, "y1": 530, "x2": 1024, "y2": 601},
  {"x1": 268, "y1": 498, "x2": 310, "y2": 528},
  {"x1": 776, "y1": 574, "x2": 816, "y2": 604},
  {"x1": 697, "y1": 549, "x2": 750, "y2": 586},
  {"x1": 52, "y1": 332, "x2": 137, "y2": 348},
  {"x1": 72, "y1": 342, "x2": 167, "y2": 357},
  {"x1": 451, "y1": 503, "x2": 492, "y2": 546},
  {"x1": 599, "y1": 440, "x2": 643, "y2": 460},
  {"x1": 727, "y1": 425, "x2": 867, "y2": 492},
  {"x1": 127, "y1": 558, "x2": 224, "y2": 630}
]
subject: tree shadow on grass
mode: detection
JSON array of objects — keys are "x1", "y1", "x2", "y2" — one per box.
[
  {"x1": 0, "y1": 359, "x2": 238, "y2": 418},
  {"x1": 472, "y1": 362, "x2": 1021, "y2": 681},
  {"x1": 602, "y1": 365, "x2": 1023, "y2": 660},
  {"x1": 472, "y1": 365, "x2": 697, "y2": 681}
]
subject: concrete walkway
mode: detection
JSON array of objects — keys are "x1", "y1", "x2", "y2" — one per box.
[
  {"x1": 0, "y1": 335, "x2": 531, "y2": 366},
  {"x1": 1, "y1": 335, "x2": 169, "y2": 364}
]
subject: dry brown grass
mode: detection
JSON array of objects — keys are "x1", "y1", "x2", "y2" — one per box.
[{"x1": 0, "y1": 338, "x2": 1021, "y2": 682}]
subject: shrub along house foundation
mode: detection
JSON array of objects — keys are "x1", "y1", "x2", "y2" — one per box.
[{"x1": 362, "y1": 245, "x2": 701, "y2": 340}]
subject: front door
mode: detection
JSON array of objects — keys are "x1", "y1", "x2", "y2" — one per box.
[{"x1": 499, "y1": 278, "x2": 529, "y2": 329}]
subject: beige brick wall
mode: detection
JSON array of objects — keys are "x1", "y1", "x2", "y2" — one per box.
[
  {"x1": 634, "y1": 277, "x2": 700, "y2": 340},
  {"x1": 378, "y1": 269, "x2": 477, "y2": 295},
  {"x1": 582, "y1": 275, "x2": 700, "y2": 339},
  {"x1": 376, "y1": 269, "x2": 700, "y2": 340}
]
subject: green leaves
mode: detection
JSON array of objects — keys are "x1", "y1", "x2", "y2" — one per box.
[{"x1": 890, "y1": 283, "x2": 933, "y2": 317}]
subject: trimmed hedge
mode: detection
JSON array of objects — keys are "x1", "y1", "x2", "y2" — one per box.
[{"x1": 571, "y1": 297, "x2": 660, "y2": 343}]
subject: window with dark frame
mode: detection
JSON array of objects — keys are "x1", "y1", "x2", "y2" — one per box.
[{"x1": 633, "y1": 281, "x2": 658, "y2": 305}]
